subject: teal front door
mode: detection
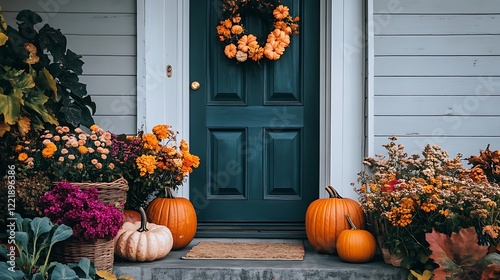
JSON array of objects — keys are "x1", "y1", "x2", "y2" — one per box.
[{"x1": 189, "y1": 0, "x2": 320, "y2": 235}]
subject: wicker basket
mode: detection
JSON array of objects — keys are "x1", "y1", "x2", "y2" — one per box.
[
  {"x1": 53, "y1": 238, "x2": 114, "y2": 272},
  {"x1": 56, "y1": 177, "x2": 129, "y2": 208}
]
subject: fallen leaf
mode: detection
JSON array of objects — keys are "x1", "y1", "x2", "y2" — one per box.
[
  {"x1": 427, "y1": 227, "x2": 488, "y2": 280},
  {"x1": 410, "y1": 269, "x2": 433, "y2": 280}
]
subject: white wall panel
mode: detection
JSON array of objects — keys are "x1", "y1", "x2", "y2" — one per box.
[{"x1": 1, "y1": 0, "x2": 137, "y2": 135}]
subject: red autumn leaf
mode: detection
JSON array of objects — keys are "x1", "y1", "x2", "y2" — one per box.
[
  {"x1": 426, "y1": 227, "x2": 489, "y2": 280},
  {"x1": 481, "y1": 263, "x2": 500, "y2": 280}
]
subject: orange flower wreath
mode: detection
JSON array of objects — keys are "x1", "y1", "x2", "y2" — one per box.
[{"x1": 216, "y1": 0, "x2": 299, "y2": 63}]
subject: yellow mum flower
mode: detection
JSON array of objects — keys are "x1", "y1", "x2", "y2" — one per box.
[{"x1": 136, "y1": 155, "x2": 157, "y2": 176}]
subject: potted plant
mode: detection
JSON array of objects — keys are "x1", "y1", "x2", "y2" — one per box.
[
  {"x1": 10, "y1": 124, "x2": 128, "y2": 211},
  {"x1": 0, "y1": 7, "x2": 96, "y2": 176},
  {"x1": 112, "y1": 124, "x2": 200, "y2": 249},
  {"x1": 353, "y1": 136, "x2": 500, "y2": 279},
  {"x1": 38, "y1": 181, "x2": 123, "y2": 272}
]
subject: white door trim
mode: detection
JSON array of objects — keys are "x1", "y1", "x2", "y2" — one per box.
[{"x1": 138, "y1": 0, "x2": 367, "y2": 200}]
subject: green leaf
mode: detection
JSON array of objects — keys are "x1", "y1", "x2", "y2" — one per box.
[
  {"x1": 14, "y1": 232, "x2": 28, "y2": 254},
  {"x1": 31, "y1": 272, "x2": 46, "y2": 280},
  {"x1": 0, "y1": 88, "x2": 23, "y2": 124},
  {"x1": 24, "y1": 90, "x2": 58, "y2": 125},
  {"x1": 50, "y1": 224, "x2": 72, "y2": 246},
  {"x1": 36, "y1": 68, "x2": 58, "y2": 100},
  {"x1": 49, "y1": 263, "x2": 79, "y2": 280},
  {"x1": 0, "y1": 243, "x2": 7, "y2": 260},
  {"x1": 30, "y1": 217, "x2": 52, "y2": 240},
  {"x1": 63, "y1": 49, "x2": 84, "y2": 75},
  {"x1": 0, "y1": 262, "x2": 24, "y2": 280},
  {"x1": 60, "y1": 104, "x2": 82, "y2": 128},
  {"x1": 16, "y1": 10, "x2": 43, "y2": 25},
  {"x1": 67, "y1": 258, "x2": 95, "y2": 279},
  {"x1": 0, "y1": 13, "x2": 7, "y2": 30},
  {"x1": 38, "y1": 25, "x2": 67, "y2": 63}
]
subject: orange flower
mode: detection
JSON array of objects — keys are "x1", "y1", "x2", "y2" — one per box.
[
  {"x1": 18, "y1": 152, "x2": 28, "y2": 162},
  {"x1": 224, "y1": 43, "x2": 237, "y2": 59},
  {"x1": 142, "y1": 133, "x2": 159, "y2": 150},
  {"x1": 152, "y1": 124, "x2": 170, "y2": 140},
  {"x1": 89, "y1": 124, "x2": 99, "y2": 132},
  {"x1": 222, "y1": 19, "x2": 232, "y2": 29},
  {"x1": 78, "y1": 146, "x2": 88, "y2": 154},
  {"x1": 273, "y1": 5, "x2": 289, "y2": 20},
  {"x1": 136, "y1": 155, "x2": 157, "y2": 176},
  {"x1": 231, "y1": 25, "x2": 243, "y2": 35},
  {"x1": 275, "y1": 21, "x2": 292, "y2": 35},
  {"x1": 42, "y1": 143, "x2": 57, "y2": 158}
]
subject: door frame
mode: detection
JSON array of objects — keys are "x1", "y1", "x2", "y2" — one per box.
[{"x1": 137, "y1": 0, "x2": 366, "y2": 200}]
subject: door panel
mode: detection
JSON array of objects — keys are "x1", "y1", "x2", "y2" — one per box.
[{"x1": 189, "y1": 0, "x2": 319, "y2": 228}]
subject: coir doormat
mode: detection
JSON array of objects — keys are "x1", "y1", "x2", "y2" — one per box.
[{"x1": 181, "y1": 241, "x2": 305, "y2": 260}]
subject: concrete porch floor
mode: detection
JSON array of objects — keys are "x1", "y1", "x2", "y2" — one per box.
[{"x1": 113, "y1": 238, "x2": 409, "y2": 280}]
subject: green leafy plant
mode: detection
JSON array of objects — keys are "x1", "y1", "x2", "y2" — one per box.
[
  {"x1": 0, "y1": 7, "x2": 96, "y2": 179},
  {"x1": 0, "y1": 8, "x2": 95, "y2": 136},
  {"x1": 0, "y1": 213, "x2": 73, "y2": 279},
  {"x1": 426, "y1": 227, "x2": 500, "y2": 280}
]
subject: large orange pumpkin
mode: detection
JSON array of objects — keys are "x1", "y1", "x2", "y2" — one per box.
[
  {"x1": 305, "y1": 186, "x2": 365, "y2": 254},
  {"x1": 146, "y1": 191, "x2": 197, "y2": 250}
]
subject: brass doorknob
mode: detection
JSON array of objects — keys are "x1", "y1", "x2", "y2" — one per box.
[{"x1": 191, "y1": 81, "x2": 200, "y2": 91}]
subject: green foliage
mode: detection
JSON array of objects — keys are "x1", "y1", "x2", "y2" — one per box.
[
  {"x1": 0, "y1": 8, "x2": 96, "y2": 137},
  {"x1": 0, "y1": 214, "x2": 73, "y2": 279}
]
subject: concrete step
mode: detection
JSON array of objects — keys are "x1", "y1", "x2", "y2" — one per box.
[{"x1": 113, "y1": 238, "x2": 409, "y2": 280}]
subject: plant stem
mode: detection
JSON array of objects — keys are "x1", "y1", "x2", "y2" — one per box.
[{"x1": 346, "y1": 214, "x2": 358, "y2": 230}]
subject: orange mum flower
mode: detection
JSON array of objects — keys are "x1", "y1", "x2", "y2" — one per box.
[
  {"x1": 231, "y1": 25, "x2": 243, "y2": 35},
  {"x1": 224, "y1": 43, "x2": 237, "y2": 58},
  {"x1": 273, "y1": 5, "x2": 289, "y2": 20},
  {"x1": 152, "y1": 124, "x2": 170, "y2": 140},
  {"x1": 18, "y1": 152, "x2": 28, "y2": 162},
  {"x1": 142, "y1": 133, "x2": 160, "y2": 150}
]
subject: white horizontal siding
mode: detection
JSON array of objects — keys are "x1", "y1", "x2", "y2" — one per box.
[
  {"x1": 372, "y1": 0, "x2": 500, "y2": 157},
  {"x1": 2, "y1": 0, "x2": 137, "y2": 135}
]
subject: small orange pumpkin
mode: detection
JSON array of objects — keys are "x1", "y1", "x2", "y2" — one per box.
[
  {"x1": 146, "y1": 188, "x2": 197, "y2": 250},
  {"x1": 336, "y1": 214, "x2": 376, "y2": 263},
  {"x1": 305, "y1": 186, "x2": 365, "y2": 254}
]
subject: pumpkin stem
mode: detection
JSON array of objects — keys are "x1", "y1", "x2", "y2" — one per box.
[
  {"x1": 165, "y1": 187, "x2": 176, "y2": 198},
  {"x1": 325, "y1": 186, "x2": 343, "y2": 198},
  {"x1": 346, "y1": 214, "x2": 358, "y2": 230},
  {"x1": 137, "y1": 206, "x2": 149, "y2": 232}
]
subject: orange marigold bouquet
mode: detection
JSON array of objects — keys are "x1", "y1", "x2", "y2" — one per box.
[
  {"x1": 111, "y1": 124, "x2": 200, "y2": 210},
  {"x1": 353, "y1": 136, "x2": 500, "y2": 275}
]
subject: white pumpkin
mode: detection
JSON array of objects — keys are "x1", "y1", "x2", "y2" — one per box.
[{"x1": 114, "y1": 207, "x2": 173, "y2": 262}]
